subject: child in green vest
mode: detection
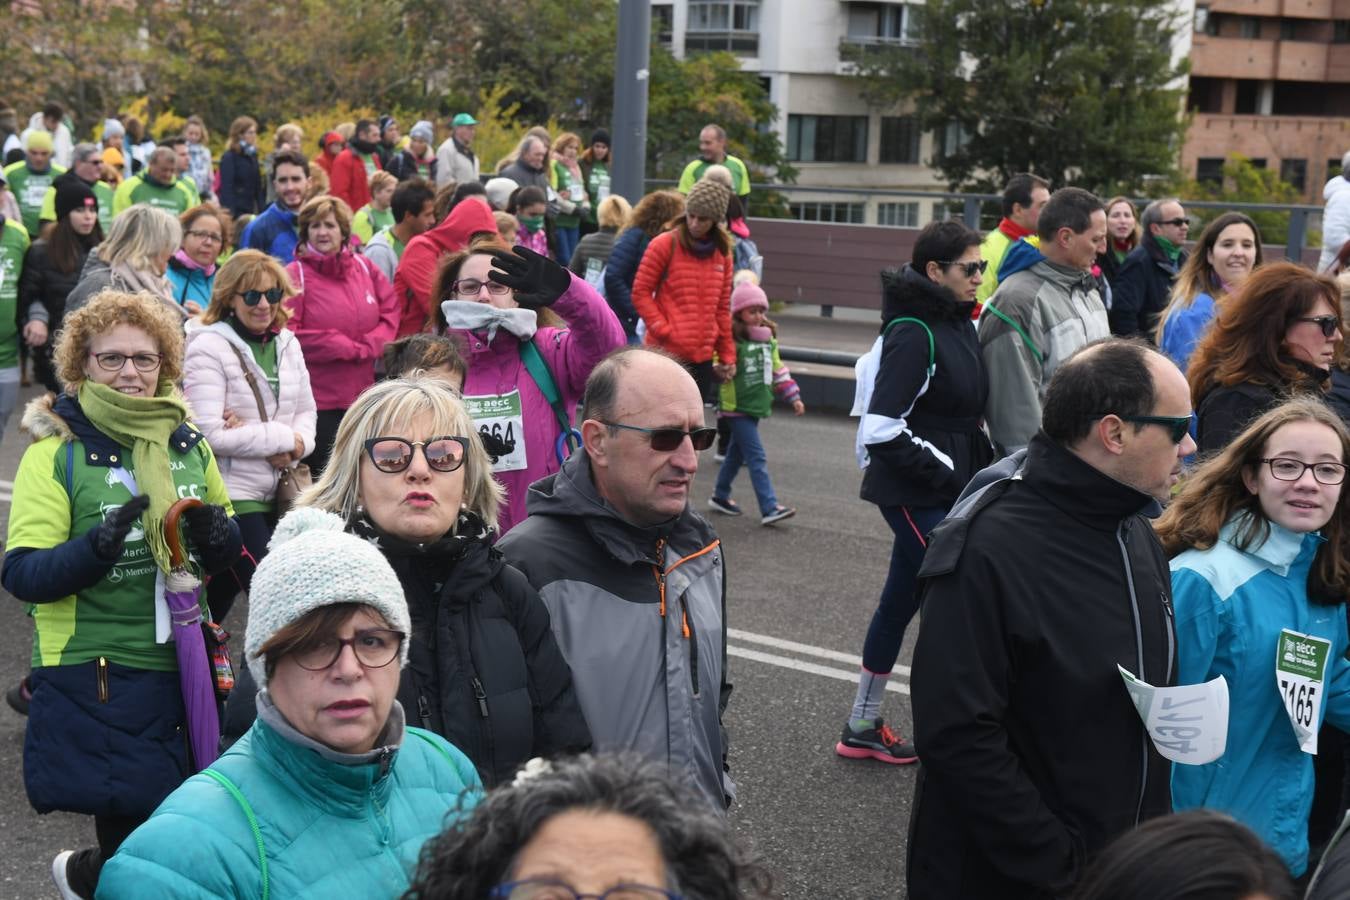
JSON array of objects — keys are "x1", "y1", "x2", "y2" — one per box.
[{"x1": 708, "y1": 276, "x2": 805, "y2": 525}]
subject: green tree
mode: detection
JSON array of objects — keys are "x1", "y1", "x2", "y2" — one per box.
[
  {"x1": 842, "y1": 0, "x2": 1187, "y2": 195},
  {"x1": 1173, "y1": 155, "x2": 1306, "y2": 247}
]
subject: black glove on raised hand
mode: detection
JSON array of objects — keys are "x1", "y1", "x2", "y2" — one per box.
[
  {"x1": 487, "y1": 246, "x2": 571, "y2": 310},
  {"x1": 92, "y1": 494, "x2": 151, "y2": 561},
  {"x1": 182, "y1": 503, "x2": 240, "y2": 575}
]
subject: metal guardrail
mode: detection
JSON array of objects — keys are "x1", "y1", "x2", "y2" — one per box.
[{"x1": 778, "y1": 345, "x2": 861, "y2": 368}]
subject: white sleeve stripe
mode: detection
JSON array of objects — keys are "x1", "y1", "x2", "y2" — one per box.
[{"x1": 859, "y1": 371, "x2": 956, "y2": 472}]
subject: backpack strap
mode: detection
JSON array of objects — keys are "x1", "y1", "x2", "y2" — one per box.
[
  {"x1": 518, "y1": 340, "x2": 578, "y2": 454},
  {"x1": 225, "y1": 342, "x2": 270, "y2": 422},
  {"x1": 410, "y1": 727, "x2": 457, "y2": 768},
  {"x1": 981, "y1": 302, "x2": 1045, "y2": 364},
  {"x1": 882, "y1": 317, "x2": 935, "y2": 377},
  {"x1": 200, "y1": 767, "x2": 269, "y2": 900}
]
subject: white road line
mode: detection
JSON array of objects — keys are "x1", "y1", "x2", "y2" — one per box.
[
  {"x1": 0, "y1": 479, "x2": 12, "y2": 489},
  {"x1": 728, "y1": 627, "x2": 911, "y2": 677},
  {"x1": 728, "y1": 645, "x2": 909, "y2": 694}
]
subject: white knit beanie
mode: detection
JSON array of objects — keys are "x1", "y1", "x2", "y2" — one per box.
[{"x1": 245, "y1": 508, "x2": 411, "y2": 687}]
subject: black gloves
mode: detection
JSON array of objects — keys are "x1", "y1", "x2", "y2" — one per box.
[
  {"x1": 182, "y1": 503, "x2": 240, "y2": 575},
  {"x1": 92, "y1": 495, "x2": 151, "y2": 561},
  {"x1": 487, "y1": 246, "x2": 571, "y2": 310}
]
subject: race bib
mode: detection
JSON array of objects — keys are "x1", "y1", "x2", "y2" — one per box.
[
  {"x1": 22, "y1": 179, "x2": 48, "y2": 208},
  {"x1": 595, "y1": 174, "x2": 611, "y2": 202},
  {"x1": 569, "y1": 183, "x2": 585, "y2": 202},
  {"x1": 1277, "y1": 629, "x2": 1330, "y2": 753},
  {"x1": 584, "y1": 257, "x2": 605, "y2": 292},
  {"x1": 1119, "y1": 665, "x2": 1229, "y2": 765},
  {"x1": 464, "y1": 390, "x2": 527, "y2": 473}
]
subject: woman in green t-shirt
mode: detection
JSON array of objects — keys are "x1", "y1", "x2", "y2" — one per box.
[{"x1": 3, "y1": 290, "x2": 241, "y2": 897}]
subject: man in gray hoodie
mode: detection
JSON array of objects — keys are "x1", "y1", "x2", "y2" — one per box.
[
  {"x1": 497, "y1": 347, "x2": 734, "y2": 812},
  {"x1": 978, "y1": 187, "x2": 1109, "y2": 453}
]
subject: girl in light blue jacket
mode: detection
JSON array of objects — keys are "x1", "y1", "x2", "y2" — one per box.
[{"x1": 1156, "y1": 397, "x2": 1350, "y2": 877}]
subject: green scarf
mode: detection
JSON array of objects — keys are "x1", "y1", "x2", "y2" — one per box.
[
  {"x1": 1154, "y1": 234, "x2": 1183, "y2": 264},
  {"x1": 77, "y1": 380, "x2": 189, "y2": 574}
]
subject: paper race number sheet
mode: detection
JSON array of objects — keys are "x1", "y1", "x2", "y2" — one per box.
[
  {"x1": 1276, "y1": 629, "x2": 1330, "y2": 754},
  {"x1": 1119, "y1": 666, "x2": 1229, "y2": 765}
]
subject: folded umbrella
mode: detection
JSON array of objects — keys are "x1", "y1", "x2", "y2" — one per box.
[{"x1": 164, "y1": 497, "x2": 219, "y2": 771}]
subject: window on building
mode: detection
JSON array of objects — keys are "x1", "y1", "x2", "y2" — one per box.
[
  {"x1": 1279, "y1": 18, "x2": 1297, "y2": 40},
  {"x1": 933, "y1": 121, "x2": 971, "y2": 161},
  {"x1": 1330, "y1": 158, "x2": 1345, "y2": 179},
  {"x1": 686, "y1": 0, "x2": 760, "y2": 54},
  {"x1": 1235, "y1": 80, "x2": 1260, "y2": 114},
  {"x1": 1194, "y1": 5, "x2": 1209, "y2": 34},
  {"x1": 877, "y1": 202, "x2": 920, "y2": 227},
  {"x1": 846, "y1": 2, "x2": 918, "y2": 45},
  {"x1": 1188, "y1": 77, "x2": 1224, "y2": 114},
  {"x1": 786, "y1": 115, "x2": 869, "y2": 163},
  {"x1": 789, "y1": 202, "x2": 865, "y2": 223},
  {"x1": 1335, "y1": 20, "x2": 1350, "y2": 43},
  {"x1": 1239, "y1": 16, "x2": 1260, "y2": 38},
  {"x1": 1248, "y1": 158, "x2": 1267, "y2": 169},
  {"x1": 1280, "y1": 159, "x2": 1308, "y2": 192},
  {"x1": 1197, "y1": 158, "x2": 1225, "y2": 185},
  {"x1": 879, "y1": 116, "x2": 921, "y2": 164},
  {"x1": 652, "y1": 4, "x2": 674, "y2": 46}
]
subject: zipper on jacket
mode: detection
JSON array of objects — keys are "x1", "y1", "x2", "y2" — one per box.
[
  {"x1": 1116, "y1": 523, "x2": 1150, "y2": 826},
  {"x1": 471, "y1": 677, "x2": 490, "y2": 718},
  {"x1": 1160, "y1": 591, "x2": 1175, "y2": 682},
  {"x1": 652, "y1": 539, "x2": 668, "y2": 619},
  {"x1": 417, "y1": 693, "x2": 432, "y2": 728},
  {"x1": 96, "y1": 656, "x2": 109, "y2": 703},
  {"x1": 682, "y1": 597, "x2": 700, "y2": 697}
]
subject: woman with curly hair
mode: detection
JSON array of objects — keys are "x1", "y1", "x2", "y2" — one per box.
[
  {"x1": 403, "y1": 754, "x2": 773, "y2": 900},
  {"x1": 1, "y1": 290, "x2": 241, "y2": 897},
  {"x1": 1188, "y1": 262, "x2": 1342, "y2": 455},
  {"x1": 1156, "y1": 397, "x2": 1350, "y2": 878}
]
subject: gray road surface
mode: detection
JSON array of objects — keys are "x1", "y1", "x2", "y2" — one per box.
[{"x1": 0, "y1": 387, "x2": 915, "y2": 899}]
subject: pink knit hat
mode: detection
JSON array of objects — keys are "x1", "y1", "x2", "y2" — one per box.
[{"x1": 731, "y1": 281, "x2": 768, "y2": 315}]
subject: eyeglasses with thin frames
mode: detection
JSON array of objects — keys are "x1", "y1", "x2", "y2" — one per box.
[
  {"x1": 291, "y1": 628, "x2": 406, "y2": 671},
  {"x1": 450, "y1": 278, "x2": 512, "y2": 299},
  {"x1": 185, "y1": 229, "x2": 223, "y2": 244},
  {"x1": 1260, "y1": 457, "x2": 1348, "y2": 486},
  {"x1": 489, "y1": 878, "x2": 682, "y2": 900},
  {"x1": 602, "y1": 422, "x2": 717, "y2": 452},
  {"x1": 89, "y1": 351, "x2": 163, "y2": 373}
]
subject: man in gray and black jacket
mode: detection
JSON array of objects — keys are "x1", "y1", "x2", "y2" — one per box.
[{"x1": 498, "y1": 347, "x2": 734, "y2": 811}]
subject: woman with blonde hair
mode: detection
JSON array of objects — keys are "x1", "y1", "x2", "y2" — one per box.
[
  {"x1": 1158, "y1": 397, "x2": 1350, "y2": 879},
  {"x1": 568, "y1": 193, "x2": 632, "y2": 284},
  {"x1": 183, "y1": 249, "x2": 317, "y2": 620},
  {"x1": 166, "y1": 204, "x2": 232, "y2": 314},
  {"x1": 2, "y1": 290, "x2": 240, "y2": 897},
  {"x1": 351, "y1": 169, "x2": 397, "y2": 244},
  {"x1": 285, "y1": 194, "x2": 398, "y2": 474},
  {"x1": 64, "y1": 204, "x2": 184, "y2": 322},
  {"x1": 218, "y1": 115, "x2": 263, "y2": 219},
  {"x1": 1156, "y1": 212, "x2": 1263, "y2": 372},
  {"x1": 550, "y1": 132, "x2": 590, "y2": 266},
  {"x1": 220, "y1": 378, "x2": 591, "y2": 786},
  {"x1": 1189, "y1": 262, "x2": 1342, "y2": 454},
  {"x1": 182, "y1": 116, "x2": 214, "y2": 201}
]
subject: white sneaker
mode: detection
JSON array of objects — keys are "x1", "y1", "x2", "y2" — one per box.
[{"x1": 51, "y1": 850, "x2": 80, "y2": 900}]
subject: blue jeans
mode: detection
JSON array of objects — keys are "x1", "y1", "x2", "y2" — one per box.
[
  {"x1": 713, "y1": 415, "x2": 778, "y2": 516},
  {"x1": 554, "y1": 225, "x2": 580, "y2": 265},
  {"x1": 860, "y1": 505, "x2": 948, "y2": 673}
]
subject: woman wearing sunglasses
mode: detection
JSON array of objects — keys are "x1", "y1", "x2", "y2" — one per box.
[
  {"x1": 166, "y1": 204, "x2": 232, "y2": 315},
  {"x1": 429, "y1": 237, "x2": 625, "y2": 534},
  {"x1": 222, "y1": 378, "x2": 591, "y2": 788},
  {"x1": 1155, "y1": 398, "x2": 1350, "y2": 879},
  {"x1": 98, "y1": 507, "x2": 483, "y2": 899},
  {"x1": 2, "y1": 291, "x2": 241, "y2": 898},
  {"x1": 183, "y1": 249, "x2": 317, "y2": 621},
  {"x1": 1190, "y1": 262, "x2": 1343, "y2": 455},
  {"x1": 839, "y1": 219, "x2": 995, "y2": 765}
]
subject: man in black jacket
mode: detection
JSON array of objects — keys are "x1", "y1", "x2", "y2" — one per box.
[
  {"x1": 907, "y1": 339, "x2": 1194, "y2": 900},
  {"x1": 1109, "y1": 198, "x2": 1189, "y2": 338}
]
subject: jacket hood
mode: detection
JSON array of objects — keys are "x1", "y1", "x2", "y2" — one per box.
[
  {"x1": 1326, "y1": 175, "x2": 1350, "y2": 202},
  {"x1": 79, "y1": 247, "x2": 109, "y2": 279},
  {"x1": 523, "y1": 448, "x2": 714, "y2": 566},
  {"x1": 880, "y1": 264, "x2": 972, "y2": 327},
  {"x1": 423, "y1": 199, "x2": 499, "y2": 253},
  {"x1": 20, "y1": 393, "x2": 74, "y2": 442},
  {"x1": 998, "y1": 238, "x2": 1046, "y2": 281}
]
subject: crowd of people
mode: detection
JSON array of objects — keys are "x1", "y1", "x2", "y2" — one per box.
[{"x1": 3, "y1": 97, "x2": 1350, "y2": 900}]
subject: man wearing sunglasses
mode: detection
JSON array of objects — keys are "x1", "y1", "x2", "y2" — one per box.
[
  {"x1": 907, "y1": 339, "x2": 1191, "y2": 900},
  {"x1": 1109, "y1": 198, "x2": 1189, "y2": 339},
  {"x1": 498, "y1": 347, "x2": 734, "y2": 813},
  {"x1": 241, "y1": 150, "x2": 311, "y2": 264}
]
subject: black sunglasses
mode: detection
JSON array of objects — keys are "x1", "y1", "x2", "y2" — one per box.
[
  {"x1": 1296, "y1": 315, "x2": 1341, "y2": 339},
  {"x1": 237, "y1": 287, "x2": 285, "y2": 307},
  {"x1": 1161, "y1": 217, "x2": 1190, "y2": 227},
  {"x1": 603, "y1": 422, "x2": 717, "y2": 452},
  {"x1": 1116, "y1": 414, "x2": 1192, "y2": 444},
  {"x1": 939, "y1": 259, "x2": 988, "y2": 278},
  {"x1": 363, "y1": 436, "x2": 469, "y2": 473}
]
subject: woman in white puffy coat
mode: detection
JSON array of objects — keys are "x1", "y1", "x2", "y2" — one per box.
[{"x1": 184, "y1": 249, "x2": 317, "y2": 621}]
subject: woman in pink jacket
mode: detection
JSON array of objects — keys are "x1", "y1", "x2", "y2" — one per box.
[
  {"x1": 431, "y1": 239, "x2": 625, "y2": 533},
  {"x1": 183, "y1": 249, "x2": 317, "y2": 621},
  {"x1": 285, "y1": 195, "x2": 399, "y2": 473}
]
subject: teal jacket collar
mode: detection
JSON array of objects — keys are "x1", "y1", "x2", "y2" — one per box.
[{"x1": 1219, "y1": 513, "x2": 1323, "y2": 578}]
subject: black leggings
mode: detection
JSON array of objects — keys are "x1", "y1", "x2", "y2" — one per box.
[{"x1": 66, "y1": 814, "x2": 143, "y2": 898}]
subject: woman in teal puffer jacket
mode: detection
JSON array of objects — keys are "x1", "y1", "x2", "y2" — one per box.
[{"x1": 96, "y1": 508, "x2": 482, "y2": 899}]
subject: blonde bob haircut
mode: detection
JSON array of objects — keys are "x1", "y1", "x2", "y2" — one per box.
[
  {"x1": 297, "y1": 378, "x2": 504, "y2": 532},
  {"x1": 54, "y1": 290, "x2": 186, "y2": 393},
  {"x1": 1155, "y1": 397, "x2": 1350, "y2": 604},
  {"x1": 101, "y1": 205, "x2": 182, "y2": 272},
  {"x1": 297, "y1": 194, "x2": 353, "y2": 247},
  {"x1": 368, "y1": 170, "x2": 397, "y2": 195},
  {"x1": 201, "y1": 249, "x2": 295, "y2": 330},
  {"x1": 597, "y1": 195, "x2": 632, "y2": 231}
]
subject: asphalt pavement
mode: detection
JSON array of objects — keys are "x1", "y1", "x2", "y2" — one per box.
[{"x1": 0, "y1": 384, "x2": 915, "y2": 899}]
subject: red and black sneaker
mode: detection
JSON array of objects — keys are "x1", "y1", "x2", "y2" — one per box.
[{"x1": 835, "y1": 718, "x2": 918, "y2": 764}]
